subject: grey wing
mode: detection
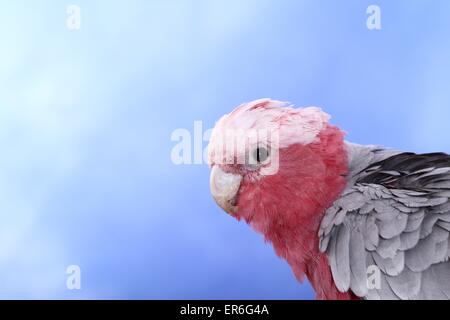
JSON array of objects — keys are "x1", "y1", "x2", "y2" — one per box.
[{"x1": 320, "y1": 152, "x2": 450, "y2": 300}]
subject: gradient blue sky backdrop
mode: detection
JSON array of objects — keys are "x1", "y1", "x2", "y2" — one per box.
[{"x1": 1, "y1": 0, "x2": 450, "y2": 299}]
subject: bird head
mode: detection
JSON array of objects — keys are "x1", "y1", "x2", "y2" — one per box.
[{"x1": 208, "y1": 99, "x2": 349, "y2": 241}]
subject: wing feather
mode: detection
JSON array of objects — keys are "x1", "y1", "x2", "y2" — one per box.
[{"x1": 319, "y1": 149, "x2": 450, "y2": 299}]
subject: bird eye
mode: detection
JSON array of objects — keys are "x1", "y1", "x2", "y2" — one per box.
[{"x1": 253, "y1": 147, "x2": 270, "y2": 164}]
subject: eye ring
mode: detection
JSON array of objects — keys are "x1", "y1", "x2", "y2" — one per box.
[{"x1": 253, "y1": 146, "x2": 270, "y2": 164}]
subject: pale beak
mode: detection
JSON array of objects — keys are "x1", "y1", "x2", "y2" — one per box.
[{"x1": 210, "y1": 165, "x2": 242, "y2": 215}]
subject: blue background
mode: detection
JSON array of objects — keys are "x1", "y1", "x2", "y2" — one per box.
[{"x1": 1, "y1": 0, "x2": 450, "y2": 299}]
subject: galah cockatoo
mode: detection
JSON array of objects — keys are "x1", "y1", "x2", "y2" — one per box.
[{"x1": 208, "y1": 98, "x2": 450, "y2": 300}]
